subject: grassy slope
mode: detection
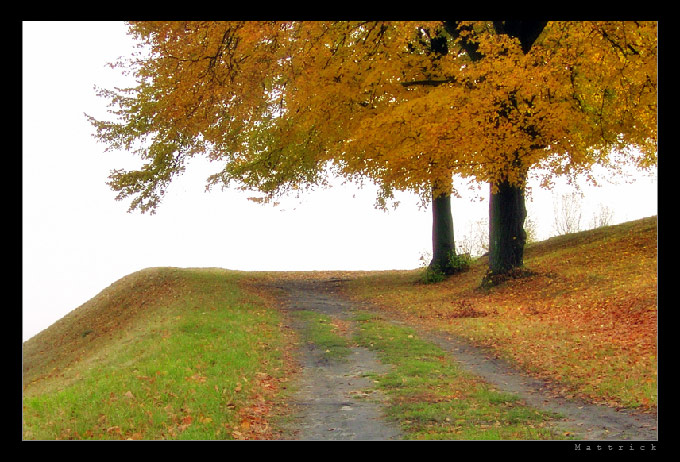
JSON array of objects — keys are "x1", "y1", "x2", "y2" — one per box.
[
  {"x1": 345, "y1": 216, "x2": 658, "y2": 411},
  {"x1": 23, "y1": 217, "x2": 657, "y2": 439},
  {"x1": 22, "y1": 268, "x2": 296, "y2": 440}
]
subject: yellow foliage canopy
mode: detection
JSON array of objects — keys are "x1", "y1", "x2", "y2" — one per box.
[{"x1": 89, "y1": 21, "x2": 656, "y2": 213}]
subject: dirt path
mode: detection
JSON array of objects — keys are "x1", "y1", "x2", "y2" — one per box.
[
  {"x1": 274, "y1": 278, "x2": 401, "y2": 440},
  {"x1": 271, "y1": 277, "x2": 657, "y2": 441},
  {"x1": 405, "y1": 325, "x2": 658, "y2": 441}
]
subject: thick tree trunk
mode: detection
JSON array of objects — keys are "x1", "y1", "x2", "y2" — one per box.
[
  {"x1": 488, "y1": 180, "x2": 527, "y2": 276},
  {"x1": 481, "y1": 22, "x2": 545, "y2": 284},
  {"x1": 429, "y1": 191, "x2": 457, "y2": 274}
]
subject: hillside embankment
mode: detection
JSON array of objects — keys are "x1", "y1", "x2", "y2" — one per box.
[{"x1": 23, "y1": 217, "x2": 657, "y2": 440}]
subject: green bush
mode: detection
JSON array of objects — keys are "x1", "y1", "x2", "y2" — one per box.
[
  {"x1": 449, "y1": 252, "x2": 472, "y2": 273},
  {"x1": 419, "y1": 252, "x2": 471, "y2": 284},
  {"x1": 420, "y1": 265, "x2": 446, "y2": 284}
]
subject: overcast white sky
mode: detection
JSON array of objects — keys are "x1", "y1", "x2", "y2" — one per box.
[{"x1": 22, "y1": 21, "x2": 657, "y2": 341}]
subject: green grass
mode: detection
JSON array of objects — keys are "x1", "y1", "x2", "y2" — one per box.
[
  {"x1": 353, "y1": 311, "x2": 569, "y2": 440},
  {"x1": 23, "y1": 268, "x2": 292, "y2": 440},
  {"x1": 292, "y1": 310, "x2": 352, "y2": 360}
]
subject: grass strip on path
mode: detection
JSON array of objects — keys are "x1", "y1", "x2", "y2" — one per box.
[
  {"x1": 291, "y1": 310, "x2": 353, "y2": 361},
  {"x1": 353, "y1": 311, "x2": 570, "y2": 440}
]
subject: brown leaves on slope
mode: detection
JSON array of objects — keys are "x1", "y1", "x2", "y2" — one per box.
[{"x1": 347, "y1": 217, "x2": 657, "y2": 410}]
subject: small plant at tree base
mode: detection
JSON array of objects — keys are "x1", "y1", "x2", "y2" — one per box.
[
  {"x1": 448, "y1": 252, "x2": 472, "y2": 273},
  {"x1": 418, "y1": 251, "x2": 443, "y2": 284},
  {"x1": 420, "y1": 264, "x2": 447, "y2": 284},
  {"x1": 420, "y1": 251, "x2": 471, "y2": 284}
]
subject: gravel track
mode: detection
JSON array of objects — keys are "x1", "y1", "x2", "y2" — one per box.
[
  {"x1": 270, "y1": 277, "x2": 658, "y2": 441},
  {"x1": 274, "y1": 278, "x2": 401, "y2": 440}
]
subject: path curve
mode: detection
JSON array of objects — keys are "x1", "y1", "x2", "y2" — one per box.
[
  {"x1": 340, "y1": 284, "x2": 659, "y2": 441},
  {"x1": 412, "y1": 326, "x2": 658, "y2": 440},
  {"x1": 267, "y1": 277, "x2": 657, "y2": 441}
]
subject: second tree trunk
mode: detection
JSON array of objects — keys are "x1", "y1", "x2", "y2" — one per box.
[
  {"x1": 488, "y1": 180, "x2": 527, "y2": 275},
  {"x1": 430, "y1": 191, "x2": 457, "y2": 274}
]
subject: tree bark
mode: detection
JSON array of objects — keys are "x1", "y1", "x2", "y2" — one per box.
[
  {"x1": 482, "y1": 21, "x2": 546, "y2": 282},
  {"x1": 429, "y1": 191, "x2": 457, "y2": 274},
  {"x1": 488, "y1": 180, "x2": 527, "y2": 276}
]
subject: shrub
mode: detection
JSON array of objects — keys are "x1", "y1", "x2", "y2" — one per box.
[
  {"x1": 448, "y1": 252, "x2": 472, "y2": 273},
  {"x1": 420, "y1": 264, "x2": 447, "y2": 284},
  {"x1": 419, "y1": 252, "x2": 471, "y2": 284}
]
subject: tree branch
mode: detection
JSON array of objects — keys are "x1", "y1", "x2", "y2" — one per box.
[{"x1": 401, "y1": 77, "x2": 457, "y2": 88}]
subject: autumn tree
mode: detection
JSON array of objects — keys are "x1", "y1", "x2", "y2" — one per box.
[
  {"x1": 88, "y1": 21, "x2": 656, "y2": 280},
  {"x1": 463, "y1": 21, "x2": 657, "y2": 279},
  {"x1": 391, "y1": 20, "x2": 656, "y2": 280},
  {"x1": 313, "y1": 20, "x2": 656, "y2": 279},
  {"x1": 89, "y1": 21, "x2": 473, "y2": 273}
]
